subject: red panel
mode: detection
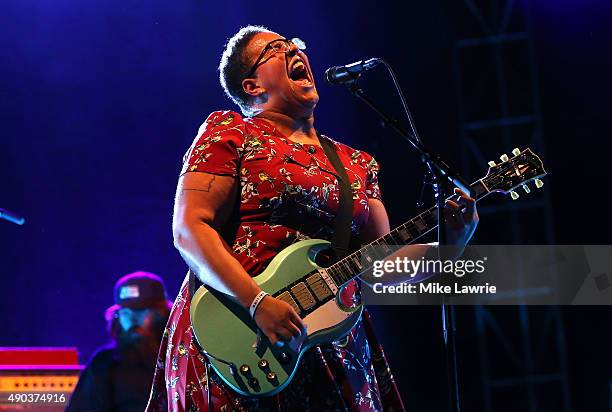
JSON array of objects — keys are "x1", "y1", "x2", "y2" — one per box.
[{"x1": 0, "y1": 348, "x2": 79, "y2": 366}]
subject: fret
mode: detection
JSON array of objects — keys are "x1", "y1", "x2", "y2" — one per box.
[
  {"x1": 360, "y1": 245, "x2": 376, "y2": 265},
  {"x1": 337, "y1": 260, "x2": 353, "y2": 281},
  {"x1": 387, "y1": 229, "x2": 404, "y2": 245},
  {"x1": 331, "y1": 262, "x2": 344, "y2": 282},
  {"x1": 330, "y1": 257, "x2": 360, "y2": 288},
  {"x1": 396, "y1": 225, "x2": 413, "y2": 243},
  {"x1": 327, "y1": 265, "x2": 345, "y2": 286},
  {"x1": 333, "y1": 262, "x2": 350, "y2": 285},
  {"x1": 348, "y1": 250, "x2": 363, "y2": 273},
  {"x1": 376, "y1": 235, "x2": 388, "y2": 247},
  {"x1": 348, "y1": 260, "x2": 359, "y2": 279},
  {"x1": 379, "y1": 234, "x2": 394, "y2": 249},
  {"x1": 413, "y1": 215, "x2": 427, "y2": 231},
  {"x1": 470, "y1": 179, "x2": 489, "y2": 199},
  {"x1": 341, "y1": 255, "x2": 358, "y2": 273},
  {"x1": 406, "y1": 223, "x2": 420, "y2": 238},
  {"x1": 336, "y1": 265, "x2": 351, "y2": 285},
  {"x1": 383, "y1": 230, "x2": 396, "y2": 245},
  {"x1": 422, "y1": 209, "x2": 437, "y2": 226},
  {"x1": 368, "y1": 240, "x2": 388, "y2": 260},
  {"x1": 348, "y1": 254, "x2": 362, "y2": 270}
]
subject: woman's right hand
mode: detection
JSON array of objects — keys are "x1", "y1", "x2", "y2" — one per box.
[{"x1": 253, "y1": 296, "x2": 306, "y2": 346}]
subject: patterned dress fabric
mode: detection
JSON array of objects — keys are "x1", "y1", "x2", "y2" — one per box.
[{"x1": 145, "y1": 111, "x2": 406, "y2": 412}]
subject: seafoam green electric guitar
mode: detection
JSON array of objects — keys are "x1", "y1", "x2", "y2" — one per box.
[{"x1": 190, "y1": 148, "x2": 546, "y2": 397}]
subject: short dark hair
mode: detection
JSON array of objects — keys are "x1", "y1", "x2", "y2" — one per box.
[{"x1": 218, "y1": 25, "x2": 274, "y2": 116}]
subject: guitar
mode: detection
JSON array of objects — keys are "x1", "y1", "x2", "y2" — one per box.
[{"x1": 190, "y1": 147, "x2": 547, "y2": 397}]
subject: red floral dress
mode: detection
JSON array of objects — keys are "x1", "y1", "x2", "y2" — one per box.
[{"x1": 145, "y1": 111, "x2": 406, "y2": 412}]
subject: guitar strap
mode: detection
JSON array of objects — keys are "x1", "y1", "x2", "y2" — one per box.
[
  {"x1": 189, "y1": 269, "x2": 197, "y2": 302},
  {"x1": 318, "y1": 133, "x2": 354, "y2": 260},
  {"x1": 189, "y1": 134, "x2": 354, "y2": 301}
]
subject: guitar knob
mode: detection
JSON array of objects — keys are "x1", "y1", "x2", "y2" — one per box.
[
  {"x1": 500, "y1": 154, "x2": 509, "y2": 162},
  {"x1": 510, "y1": 191, "x2": 519, "y2": 200},
  {"x1": 535, "y1": 178, "x2": 544, "y2": 188},
  {"x1": 487, "y1": 161, "x2": 496, "y2": 167},
  {"x1": 239, "y1": 364, "x2": 251, "y2": 375},
  {"x1": 512, "y1": 148, "x2": 521, "y2": 156},
  {"x1": 278, "y1": 352, "x2": 291, "y2": 364},
  {"x1": 522, "y1": 184, "x2": 531, "y2": 194},
  {"x1": 258, "y1": 359, "x2": 269, "y2": 370}
]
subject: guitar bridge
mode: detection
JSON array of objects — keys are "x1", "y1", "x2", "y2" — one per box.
[{"x1": 318, "y1": 269, "x2": 338, "y2": 294}]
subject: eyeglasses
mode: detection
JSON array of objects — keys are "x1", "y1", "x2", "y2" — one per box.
[{"x1": 245, "y1": 37, "x2": 307, "y2": 78}]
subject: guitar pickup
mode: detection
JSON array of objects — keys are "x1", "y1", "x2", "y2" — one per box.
[
  {"x1": 290, "y1": 283, "x2": 316, "y2": 311},
  {"x1": 276, "y1": 291, "x2": 301, "y2": 314},
  {"x1": 306, "y1": 274, "x2": 332, "y2": 301}
]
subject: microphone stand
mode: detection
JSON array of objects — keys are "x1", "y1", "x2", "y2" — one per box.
[{"x1": 346, "y1": 81, "x2": 464, "y2": 412}]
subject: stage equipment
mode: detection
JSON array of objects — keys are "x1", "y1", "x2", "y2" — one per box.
[{"x1": 0, "y1": 347, "x2": 82, "y2": 411}]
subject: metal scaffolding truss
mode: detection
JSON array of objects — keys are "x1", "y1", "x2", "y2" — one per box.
[{"x1": 452, "y1": 1, "x2": 571, "y2": 411}]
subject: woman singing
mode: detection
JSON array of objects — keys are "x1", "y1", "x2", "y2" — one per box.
[{"x1": 146, "y1": 25, "x2": 478, "y2": 411}]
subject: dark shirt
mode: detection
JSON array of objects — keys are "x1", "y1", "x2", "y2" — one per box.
[{"x1": 66, "y1": 346, "x2": 155, "y2": 412}]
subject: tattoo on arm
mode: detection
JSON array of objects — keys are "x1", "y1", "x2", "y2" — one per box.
[{"x1": 181, "y1": 175, "x2": 216, "y2": 193}]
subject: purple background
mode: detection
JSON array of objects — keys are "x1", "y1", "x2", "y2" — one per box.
[{"x1": 2, "y1": 1, "x2": 611, "y2": 410}]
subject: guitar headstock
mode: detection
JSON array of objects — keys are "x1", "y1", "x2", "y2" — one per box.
[{"x1": 481, "y1": 148, "x2": 547, "y2": 199}]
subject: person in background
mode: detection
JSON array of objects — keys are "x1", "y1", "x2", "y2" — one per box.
[{"x1": 66, "y1": 271, "x2": 173, "y2": 412}]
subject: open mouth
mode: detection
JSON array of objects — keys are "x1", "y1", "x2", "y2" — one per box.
[{"x1": 288, "y1": 59, "x2": 313, "y2": 87}]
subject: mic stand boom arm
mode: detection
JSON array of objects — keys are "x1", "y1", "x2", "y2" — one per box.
[{"x1": 346, "y1": 82, "x2": 471, "y2": 198}]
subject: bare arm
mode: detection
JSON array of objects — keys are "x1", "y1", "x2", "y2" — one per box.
[
  {"x1": 173, "y1": 172, "x2": 260, "y2": 306},
  {"x1": 173, "y1": 172, "x2": 304, "y2": 344}
]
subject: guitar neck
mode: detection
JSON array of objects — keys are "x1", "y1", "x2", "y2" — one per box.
[{"x1": 324, "y1": 178, "x2": 491, "y2": 287}]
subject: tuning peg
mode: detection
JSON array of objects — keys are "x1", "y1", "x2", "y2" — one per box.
[
  {"x1": 500, "y1": 154, "x2": 509, "y2": 162},
  {"x1": 534, "y1": 178, "x2": 544, "y2": 188},
  {"x1": 487, "y1": 161, "x2": 496, "y2": 167},
  {"x1": 522, "y1": 184, "x2": 531, "y2": 193},
  {"x1": 510, "y1": 191, "x2": 519, "y2": 200},
  {"x1": 512, "y1": 148, "x2": 521, "y2": 156}
]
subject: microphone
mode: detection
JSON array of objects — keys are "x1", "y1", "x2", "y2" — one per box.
[
  {"x1": 325, "y1": 58, "x2": 381, "y2": 85},
  {"x1": 0, "y1": 208, "x2": 25, "y2": 225}
]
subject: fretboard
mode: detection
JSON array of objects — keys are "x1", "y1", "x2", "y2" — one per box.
[{"x1": 325, "y1": 178, "x2": 490, "y2": 287}]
